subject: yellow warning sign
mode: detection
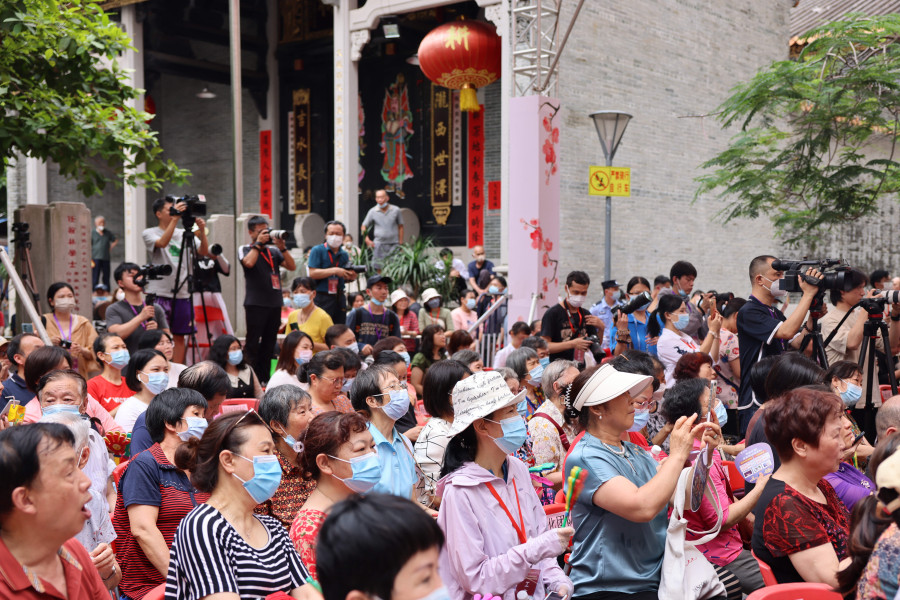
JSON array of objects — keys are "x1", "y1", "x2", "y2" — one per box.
[{"x1": 589, "y1": 166, "x2": 631, "y2": 197}]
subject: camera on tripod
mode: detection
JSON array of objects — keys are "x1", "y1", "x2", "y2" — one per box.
[
  {"x1": 611, "y1": 291, "x2": 652, "y2": 319},
  {"x1": 11, "y1": 222, "x2": 30, "y2": 245},
  {"x1": 168, "y1": 195, "x2": 207, "y2": 217},
  {"x1": 859, "y1": 290, "x2": 900, "y2": 315},
  {"x1": 134, "y1": 263, "x2": 173, "y2": 288},
  {"x1": 771, "y1": 258, "x2": 849, "y2": 293}
]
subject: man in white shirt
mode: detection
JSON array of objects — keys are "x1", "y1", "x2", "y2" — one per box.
[{"x1": 492, "y1": 321, "x2": 532, "y2": 369}]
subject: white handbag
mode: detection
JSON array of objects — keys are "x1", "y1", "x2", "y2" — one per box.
[{"x1": 658, "y1": 465, "x2": 727, "y2": 600}]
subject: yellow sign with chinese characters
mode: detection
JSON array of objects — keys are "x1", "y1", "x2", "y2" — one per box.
[{"x1": 588, "y1": 166, "x2": 631, "y2": 197}]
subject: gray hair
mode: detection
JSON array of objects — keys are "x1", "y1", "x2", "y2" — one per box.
[
  {"x1": 451, "y1": 350, "x2": 481, "y2": 366},
  {"x1": 40, "y1": 411, "x2": 90, "y2": 451},
  {"x1": 258, "y1": 384, "x2": 311, "y2": 427},
  {"x1": 496, "y1": 367, "x2": 518, "y2": 383},
  {"x1": 507, "y1": 347, "x2": 538, "y2": 380},
  {"x1": 542, "y1": 360, "x2": 578, "y2": 399}
]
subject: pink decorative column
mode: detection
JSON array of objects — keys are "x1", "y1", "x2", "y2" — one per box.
[{"x1": 507, "y1": 95, "x2": 561, "y2": 326}]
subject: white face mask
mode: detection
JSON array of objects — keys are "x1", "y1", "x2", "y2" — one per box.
[
  {"x1": 115, "y1": 290, "x2": 125, "y2": 301},
  {"x1": 326, "y1": 234, "x2": 343, "y2": 249},
  {"x1": 567, "y1": 293, "x2": 586, "y2": 308},
  {"x1": 762, "y1": 276, "x2": 788, "y2": 299}
]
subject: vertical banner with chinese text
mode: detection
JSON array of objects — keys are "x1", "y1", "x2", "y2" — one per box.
[
  {"x1": 259, "y1": 130, "x2": 272, "y2": 218},
  {"x1": 292, "y1": 89, "x2": 311, "y2": 214},
  {"x1": 488, "y1": 181, "x2": 501, "y2": 210},
  {"x1": 468, "y1": 107, "x2": 485, "y2": 248},
  {"x1": 431, "y1": 85, "x2": 452, "y2": 225}
]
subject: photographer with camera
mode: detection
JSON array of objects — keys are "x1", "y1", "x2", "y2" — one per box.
[
  {"x1": 308, "y1": 220, "x2": 360, "y2": 325},
  {"x1": 142, "y1": 196, "x2": 210, "y2": 364},
  {"x1": 540, "y1": 271, "x2": 604, "y2": 363},
  {"x1": 820, "y1": 269, "x2": 900, "y2": 430},
  {"x1": 105, "y1": 262, "x2": 170, "y2": 355},
  {"x1": 239, "y1": 216, "x2": 296, "y2": 384},
  {"x1": 736, "y1": 255, "x2": 822, "y2": 434},
  {"x1": 610, "y1": 276, "x2": 655, "y2": 356},
  {"x1": 589, "y1": 279, "x2": 624, "y2": 351}
]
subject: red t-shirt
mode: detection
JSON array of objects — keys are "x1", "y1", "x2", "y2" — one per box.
[
  {"x1": 87, "y1": 376, "x2": 134, "y2": 413},
  {"x1": 0, "y1": 536, "x2": 107, "y2": 600}
]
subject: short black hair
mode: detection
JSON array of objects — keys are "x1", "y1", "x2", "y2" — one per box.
[
  {"x1": 566, "y1": 271, "x2": 590, "y2": 287},
  {"x1": 247, "y1": 215, "x2": 268, "y2": 230},
  {"x1": 46, "y1": 282, "x2": 74, "y2": 306},
  {"x1": 764, "y1": 352, "x2": 824, "y2": 402},
  {"x1": 332, "y1": 346, "x2": 362, "y2": 373},
  {"x1": 324, "y1": 220, "x2": 346, "y2": 235},
  {"x1": 291, "y1": 276, "x2": 316, "y2": 292},
  {"x1": 653, "y1": 275, "x2": 671, "y2": 287},
  {"x1": 208, "y1": 335, "x2": 243, "y2": 369},
  {"x1": 749, "y1": 255, "x2": 776, "y2": 282},
  {"x1": 823, "y1": 360, "x2": 862, "y2": 385},
  {"x1": 871, "y1": 269, "x2": 890, "y2": 284},
  {"x1": 0, "y1": 423, "x2": 75, "y2": 517},
  {"x1": 7, "y1": 333, "x2": 40, "y2": 364},
  {"x1": 151, "y1": 196, "x2": 173, "y2": 214},
  {"x1": 830, "y1": 268, "x2": 868, "y2": 306},
  {"x1": 670, "y1": 260, "x2": 697, "y2": 280},
  {"x1": 749, "y1": 355, "x2": 778, "y2": 405},
  {"x1": 423, "y1": 360, "x2": 471, "y2": 420},
  {"x1": 137, "y1": 329, "x2": 173, "y2": 350},
  {"x1": 114, "y1": 262, "x2": 140, "y2": 285},
  {"x1": 258, "y1": 385, "x2": 310, "y2": 428},
  {"x1": 439, "y1": 247, "x2": 453, "y2": 258},
  {"x1": 661, "y1": 378, "x2": 709, "y2": 424},
  {"x1": 349, "y1": 364, "x2": 392, "y2": 416},
  {"x1": 93, "y1": 332, "x2": 123, "y2": 361},
  {"x1": 297, "y1": 350, "x2": 345, "y2": 385},
  {"x1": 178, "y1": 361, "x2": 230, "y2": 402},
  {"x1": 146, "y1": 388, "x2": 208, "y2": 443},
  {"x1": 373, "y1": 350, "x2": 405, "y2": 368},
  {"x1": 125, "y1": 349, "x2": 166, "y2": 392},
  {"x1": 317, "y1": 494, "x2": 445, "y2": 600},
  {"x1": 491, "y1": 275, "x2": 508, "y2": 288},
  {"x1": 521, "y1": 335, "x2": 548, "y2": 351},
  {"x1": 509, "y1": 321, "x2": 532, "y2": 336},
  {"x1": 325, "y1": 324, "x2": 350, "y2": 349},
  {"x1": 24, "y1": 346, "x2": 72, "y2": 393}
]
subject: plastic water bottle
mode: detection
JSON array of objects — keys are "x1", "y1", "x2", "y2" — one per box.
[{"x1": 650, "y1": 445, "x2": 663, "y2": 463}]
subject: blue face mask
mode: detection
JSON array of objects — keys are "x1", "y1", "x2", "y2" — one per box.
[
  {"x1": 418, "y1": 586, "x2": 451, "y2": 600},
  {"x1": 141, "y1": 371, "x2": 169, "y2": 395},
  {"x1": 177, "y1": 417, "x2": 208, "y2": 442},
  {"x1": 516, "y1": 398, "x2": 528, "y2": 418},
  {"x1": 714, "y1": 400, "x2": 728, "y2": 426},
  {"x1": 276, "y1": 425, "x2": 304, "y2": 453},
  {"x1": 108, "y1": 349, "x2": 130, "y2": 369},
  {"x1": 399, "y1": 351, "x2": 411, "y2": 367},
  {"x1": 628, "y1": 409, "x2": 650, "y2": 432},
  {"x1": 233, "y1": 454, "x2": 283, "y2": 504},
  {"x1": 841, "y1": 380, "x2": 862, "y2": 407},
  {"x1": 677, "y1": 286, "x2": 688, "y2": 298},
  {"x1": 293, "y1": 293, "x2": 311, "y2": 309},
  {"x1": 283, "y1": 297, "x2": 293, "y2": 308},
  {"x1": 673, "y1": 314, "x2": 690, "y2": 331},
  {"x1": 539, "y1": 356, "x2": 550, "y2": 368},
  {"x1": 42, "y1": 404, "x2": 81, "y2": 418},
  {"x1": 377, "y1": 389, "x2": 410, "y2": 421},
  {"x1": 295, "y1": 349, "x2": 313, "y2": 366},
  {"x1": 329, "y1": 452, "x2": 383, "y2": 493},
  {"x1": 528, "y1": 364, "x2": 544, "y2": 386},
  {"x1": 466, "y1": 298, "x2": 477, "y2": 310},
  {"x1": 488, "y1": 285, "x2": 504, "y2": 295},
  {"x1": 228, "y1": 350, "x2": 243, "y2": 365},
  {"x1": 370, "y1": 297, "x2": 384, "y2": 307},
  {"x1": 486, "y1": 416, "x2": 527, "y2": 454}
]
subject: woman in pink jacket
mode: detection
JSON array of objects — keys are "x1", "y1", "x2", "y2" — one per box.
[{"x1": 436, "y1": 371, "x2": 573, "y2": 600}]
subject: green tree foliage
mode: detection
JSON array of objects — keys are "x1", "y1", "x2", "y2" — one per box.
[
  {"x1": 696, "y1": 13, "x2": 900, "y2": 247},
  {"x1": 0, "y1": 0, "x2": 189, "y2": 195}
]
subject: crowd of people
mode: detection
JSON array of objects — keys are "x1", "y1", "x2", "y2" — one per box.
[{"x1": 7, "y1": 206, "x2": 900, "y2": 600}]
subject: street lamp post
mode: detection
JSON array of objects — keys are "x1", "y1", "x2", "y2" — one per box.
[{"x1": 589, "y1": 111, "x2": 632, "y2": 281}]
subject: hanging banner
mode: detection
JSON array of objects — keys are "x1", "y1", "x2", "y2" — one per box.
[
  {"x1": 292, "y1": 89, "x2": 311, "y2": 214},
  {"x1": 431, "y1": 84, "x2": 452, "y2": 225},
  {"x1": 259, "y1": 130, "x2": 272, "y2": 218},
  {"x1": 468, "y1": 107, "x2": 485, "y2": 248},
  {"x1": 488, "y1": 180, "x2": 501, "y2": 210}
]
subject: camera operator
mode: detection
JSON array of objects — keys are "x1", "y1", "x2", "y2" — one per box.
[
  {"x1": 194, "y1": 243, "x2": 234, "y2": 335},
  {"x1": 307, "y1": 220, "x2": 359, "y2": 325},
  {"x1": 736, "y1": 255, "x2": 822, "y2": 434},
  {"x1": 239, "y1": 216, "x2": 296, "y2": 384},
  {"x1": 610, "y1": 276, "x2": 655, "y2": 356},
  {"x1": 105, "y1": 263, "x2": 170, "y2": 355},
  {"x1": 142, "y1": 197, "x2": 209, "y2": 364},
  {"x1": 540, "y1": 270, "x2": 603, "y2": 363},
  {"x1": 820, "y1": 269, "x2": 900, "y2": 421}
]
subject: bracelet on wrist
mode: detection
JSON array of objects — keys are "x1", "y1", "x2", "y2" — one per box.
[
  {"x1": 892, "y1": 314, "x2": 900, "y2": 322},
  {"x1": 102, "y1": 565, "x2": 117, "y2": 581}
]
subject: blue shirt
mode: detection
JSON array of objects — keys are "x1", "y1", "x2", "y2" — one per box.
[
  {"x1": 590, "y1": 300, "x2": 622, "y2": 350},
  {"x1": 367, "y1": 422, "x2": 418, "y2": 498},
  {"x1": 610, "y1": 313, "x2": 657, "y2": 356},
  {"x1": 130, "y1": 412, "x2": 153, "y2": 455},
  {"x1": 566, "y1": 433, "x2": 667, "y2": 595},
  {"x1": 307, "y1": 244, "x2": 350, "y2": 294},
  {"x1": 3, "y1": 372, "x2": 34, "y2": 405}
]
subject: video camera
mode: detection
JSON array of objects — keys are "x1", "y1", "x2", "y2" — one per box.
[
  {"x1": 346, "y1": 264, "x2": 368, "y2": 274},
  {"x1": 859, "y1": 290, "x2": 900, "y2": 316},
  {"x1": 133, "y1": 263, "x2": 173, "y2": 288},
  {"x1": 167, "y1": 194, "x2": 206, "y2": 229},
  {"x1": 11, "y1": 222, "x2": 30, "y2": 245},
  {"x1": 612, "y1": 291, "x2": 652, "y2": 319},
  {"x1": 771, "y1": 258, "x2": 850, "y2": 293}
]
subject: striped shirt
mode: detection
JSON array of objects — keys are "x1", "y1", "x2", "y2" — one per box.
[
  {"x1": 165, "y1": 503, "x2": 310, "y2": 600},
  {"x1": 112, "y1": 444, "x2": 208, "y2": 600}
]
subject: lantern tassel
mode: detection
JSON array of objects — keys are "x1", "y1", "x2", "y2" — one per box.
[{"x1": 460, "y1": 85, "x2": 480, "y2": 112}]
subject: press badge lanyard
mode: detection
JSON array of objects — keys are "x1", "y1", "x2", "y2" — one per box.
[
  {"x1": 128, "y1": 301, "x2": 148, "y2": 330},
  {"x1": 485, "y1": 482, "x2": 526, "y2": 544},
  {"x1": 53, "y1": 313, "x2": 73, "y2": 342}
]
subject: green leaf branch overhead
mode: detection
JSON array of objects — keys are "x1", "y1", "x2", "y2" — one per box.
[
  {"x1": 0, "y1": 0, "x2": 189, "y2": 196},
  {"x1": 696, "y1": 13, "x2": 900, "y2": 247}
]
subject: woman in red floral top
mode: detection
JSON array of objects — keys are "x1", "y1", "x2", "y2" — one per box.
[
  {"x1": 290, "y1": 411, "x2": 376, "y2": 580},
  {"x1": 751, "y1": 388, "x2": 851, "y2": 587}
]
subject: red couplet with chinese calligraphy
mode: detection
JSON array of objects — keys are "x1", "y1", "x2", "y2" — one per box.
[
  {"x1": 259, "y1": 130, "x2": 272, "y2": 218},
  {"x1": 488, "y1": 180, "x2": 501, "y2": 210},
  {"x1": 468, "y1": 107, "x2": 485, "y2": 248}
]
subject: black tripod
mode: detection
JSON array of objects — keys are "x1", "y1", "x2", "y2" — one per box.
[
  {"x1": 799, "y1": 315, "x2": 830, "y2": 369},
  {"x1": 11, "y1": 223, "x2": 39, "y2": 316},
  {"x1": 170, "y1": 222, "x2": 213, "y2": 364},
  {"x1": 856, "y1": 307, "x2": 899, "y2": 443}
]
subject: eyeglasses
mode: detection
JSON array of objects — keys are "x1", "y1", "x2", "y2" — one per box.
[
  {"x1": 633, "y1": 399, "x2": 657, "y2": 411},
  {"x1": 319, "y1": 375, "x2": 344, "y2": 387},
  {"x1": 221, "y1": 408, "x2": 270, "y2": 441}
]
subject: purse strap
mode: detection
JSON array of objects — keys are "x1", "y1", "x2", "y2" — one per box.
[
  {"x1": 531, "y1": 412, "x2": 570, "y2": 450},
  {"x1": 672, "y1": 459, "x2": 724, "y2": 546}
]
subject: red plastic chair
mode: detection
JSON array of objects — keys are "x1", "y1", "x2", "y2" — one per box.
[
  {"x1": 880, "y1": 384, "x2": 895, "y2": 403},
  {"x1": 143, "y1": 583, "x2": 166, "y2": 600},
  {"x1": 112, "y1": 459, "x2": 130, "y2": 488},
  {"x1": 751, "y1": 550, "x2": 779, "y2": 587},
  {"x1": 554, "y1": 489, "x2": 566, "y2": 504},
  {"x1": 723, "y1": 460, "x2": 745, "y2": 498},
  {"x1": 746, "y1": 582, "x2": 841, "y2": 599},
  {"x1": 217, "y1": 398, "x2": 259, "y2": 416}
]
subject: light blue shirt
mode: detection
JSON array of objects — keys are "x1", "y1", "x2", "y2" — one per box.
[
  {"x1": 367, "y1": 422, "x2": 418, "y2": 498},
  {"x1": 566, "y1": 433, "x2": 667, "y2": 595},
  {"x1": 609, "y1": 312, "x2": 657, "y2": 356},
  {"x1": 590, "y1": 300, "x2": 622, "y2": 350}
]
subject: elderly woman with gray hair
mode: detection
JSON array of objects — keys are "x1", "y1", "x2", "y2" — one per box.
[
  {"x1": 528, "y1": 360, "x2": 579, "y2": 488},
  {"x1": 256, "y1": 384, "x2": 316, "y2": 528},
  {"x1": 508, "y1": 346, "x2": 542, "y2": 418}
]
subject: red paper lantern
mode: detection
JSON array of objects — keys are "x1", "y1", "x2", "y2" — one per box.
[{"x1": 417, "y1": 19, "x2": 501, "y2": 112}]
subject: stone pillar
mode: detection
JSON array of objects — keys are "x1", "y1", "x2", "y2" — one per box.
[
  {"x1": 25, "y1": 158, "x2": 48, "y2": 205},
  {"x1": 120, "y1": 5, "x2": 147, "y2": 264},
  {"x1": 487, "y1": 0, "x2": 512, "y2": 267},
  {"x1": 333, "y1": 0, "x2": 362, "y2": 235},
  {"x1": 207, "y1": 214, "x2": 237, "y2": 337},
  {"x1": 507, "y1": 95, "x2": 561, "y2": 326}
]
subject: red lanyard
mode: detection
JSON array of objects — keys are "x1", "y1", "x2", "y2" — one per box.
[
  {"x1": 563, "y1": 302, "x2": 583, "y2": 334},
  {"x1": 323, "y1": 244, "x2": 337, "y2": 267},
  {"x1": 485, "y1": 482, "x2": 526, "y2": 544},
  {"x1": 259, "y1": 247, "x2": 275, "y2": 271}
]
